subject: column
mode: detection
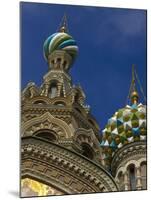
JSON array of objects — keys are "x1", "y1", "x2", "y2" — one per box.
[
  {"x1": 124, "y1": 171, "x2": 129, "y2": 191},
  {"x1": 57, "y1": 82, "x2": 62, "y2": 97},
  {"x1": 41, "y1": 84, "x2": 49, "y2": 97},
  {"x1": 136, "y1": 167, "x2": 142, "y2": 190}
]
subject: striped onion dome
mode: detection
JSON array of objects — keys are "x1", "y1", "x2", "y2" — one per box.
[
  {"x1": 43, "y1": 32, "x2": 78, "y2": 61},
  {"x1": 100, "y1": 102, "x2": 146, "y2": 164}
]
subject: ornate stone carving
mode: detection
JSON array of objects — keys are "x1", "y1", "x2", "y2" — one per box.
[
  {"x1": 22, "y1": 112, "x2": 73, "y2": 139},
  {"x1": 21, "y1": 137, "x2": 118, "y2": 193}
]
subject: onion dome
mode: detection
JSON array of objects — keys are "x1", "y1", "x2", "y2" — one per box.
[
  {"x1": 100, "y1": 65, "x2": 146, "y2": 165},
  {"x1": 100, "y1": 103, "x2": 146, "y2": 161},
  {"x1": 43, "y1": 15, "x2": 78, "y2": 62}
]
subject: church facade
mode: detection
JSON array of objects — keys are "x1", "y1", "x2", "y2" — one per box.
[{"x1": 21, "y1": 17, "x2": 147, "y2": 197}]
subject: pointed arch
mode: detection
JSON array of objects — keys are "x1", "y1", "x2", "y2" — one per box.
[{"x1": 22, "y1": 112, "x2": 73, "y2": 139}]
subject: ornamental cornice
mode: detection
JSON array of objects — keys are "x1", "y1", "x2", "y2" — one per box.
[
  {"x1": 111, "y1": 141, "x2": 146, "y2": 176},
  {"x1": 22, "y1": 95, "x2": 72, "y2": 106},
  {"x1": 43, "y1": 68, "x2": 71, "y2": 82},
  {"x1": 22, "y1": 105, "x2": 100, "y2": 137},
  {"x1": 21, "y1": 136, "x2": 118, "y2": 192},
  {"x1": 22, "y1": 105, "x2": 72, "y2": 114}
]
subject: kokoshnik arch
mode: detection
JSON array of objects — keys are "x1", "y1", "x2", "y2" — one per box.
[{"x1": 21, "y1": 13, "x2": 147, "y2": 197}]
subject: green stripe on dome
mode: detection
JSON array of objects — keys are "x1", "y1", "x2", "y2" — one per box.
[
  {"x1": 58, "y1": 39, "x2": 77, "y2": 49},
  {"x1": 43, "y1": 32, "x2": 78, "y2": 62},
  {"x1": 43, "y1": 33, "x2": 58, "y2": 59},
  {"x1": 49, "y1": 33, "x2": 72, "y2": 54}
]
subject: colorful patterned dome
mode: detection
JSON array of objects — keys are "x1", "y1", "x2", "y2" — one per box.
[
  {"x1": 100, "y1": 102, "x2": 146, "y2": 163},
  {"x1": 43, "y1": 32, "x2": 78, "y2": 61}
]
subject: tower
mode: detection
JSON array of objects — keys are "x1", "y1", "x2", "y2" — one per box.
[
  {"x1": 100, "y1": 65, "x2": 147, "y2": 191},
  {"x1": 21, "y1": 16, "x2": 118, "y2": 197}
]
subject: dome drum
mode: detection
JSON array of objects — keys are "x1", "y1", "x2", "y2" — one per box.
[
  {"x1": 47, "y1": 50, "x2": 73, "y2": 71},
  {"x1": 110, "y1": 141, "x2": 146, "y2": 177}
]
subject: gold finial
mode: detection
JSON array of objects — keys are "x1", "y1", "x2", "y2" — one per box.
[
  {"x1": 126, "y1": 64, "x2": 146, "y2": 105},
  {"x1": 59, "y1": 14, "x2": 68, "y2": 33},
  {"x1": 130, "y1": 64, "x2": 139, "y2": 104},
  {"x1": 131, "y1": 90, "x2": 139, "y2": 104}
]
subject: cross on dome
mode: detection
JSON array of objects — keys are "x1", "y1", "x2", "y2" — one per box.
[{"x1": 58, "y1": 13, "x2": 68, "y2": 33}]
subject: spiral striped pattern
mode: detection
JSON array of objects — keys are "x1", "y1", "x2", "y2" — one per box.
[{"x1": 43, "y1": 32, "x2": 78, "y2": 61}]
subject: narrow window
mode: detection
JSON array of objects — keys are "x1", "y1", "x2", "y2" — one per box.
[
  {"x1": 49, "y1": 82, "x2": 57, "y2": 98},
  {"x1": 128, "y1": 164, "x2": 136, "y2": 190},
  {"x1": 81, "y1": 143, "x2": 94, "y2": 160}
]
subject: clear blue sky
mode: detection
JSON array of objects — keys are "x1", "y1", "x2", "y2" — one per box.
[{"x1": 20, "y1": 2, "x2": 147, "y2": 132}]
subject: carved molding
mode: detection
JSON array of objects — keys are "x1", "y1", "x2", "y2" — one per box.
[
  {"x1": 111, "y1": 141, "x2": 147, "y2": 176},
  {"x1": 21, "y1": 137, "x2": 118, "y2": 193},
  {"x1": 74, "y1": 128, "x2": 102, "y2": 156},
  {"x1": 22, "y1": 112, "x2": 73, "y2": 139}
]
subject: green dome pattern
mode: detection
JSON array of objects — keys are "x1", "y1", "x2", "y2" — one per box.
[
  {"x1": 100, "y1": 103, "x2": 146, "y2": 164},
  {"x1": 43, "y1": 32, "x2": 78, "y2": 61}
]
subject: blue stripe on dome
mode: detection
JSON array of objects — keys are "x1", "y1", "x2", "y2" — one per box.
[
  {"x1": 48, "y1": 32, "x2": 69, "y2": 53},
  {"x1": 43, "y1": 33, "x2": 58, "y2": 56},
  {"x1": 58, "y1": 39, "x2": 77, "y2": 49},
  {"x1": 43, "y1": 32, "x2": 78, "y2": 60}
]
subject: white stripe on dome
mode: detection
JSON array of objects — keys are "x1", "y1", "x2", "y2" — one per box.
[
  {"x1": 48, "y1": 33, "x2": 68, "y2": 52},
  {"x1": 63, "y1": 46, "x2": 78, "y2": 50},
  {"x1": 43, "y1": 50, "x2": 47, "y2": 61}
]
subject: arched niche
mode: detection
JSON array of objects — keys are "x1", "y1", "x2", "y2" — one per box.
[
  {"x1": 127, "y1": 164, "x2": 136, "y2": 190},
  {"x1": 33, "y1": 100, "x2": 47, "y2": 105},
  {"x1": 81, "y1": 142, "x2": 94, "y2": 160},
  {"x1": 22, "y1": 112, "x2": 73, "y2": 139},
  {"x1": 73, "y1": 128, "x2": 101, "y2": 159},
  {"x1": 34, "y1": 129, "x2": 57, "y2": 142},
  {"x1": 54, "y1": 101, "x2": 66, "y2": 106},
  {"x1": 49, "y1": 82, "x2": 58, "y2": 98}
]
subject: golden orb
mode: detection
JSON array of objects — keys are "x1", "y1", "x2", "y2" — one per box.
[{"x1": 60, "y1": 26, "x2": 66, "y2": 32}]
